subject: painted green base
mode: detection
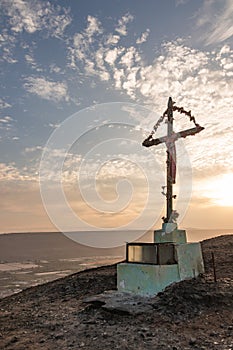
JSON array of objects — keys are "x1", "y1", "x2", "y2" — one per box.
[
  {"x1": 117, "y1": 242, "x2": 205, "y2": 296},
  {"x1": 176, "y1": 243, "x2": 204, "y2": 279},
  {"x1": 154, "y1": 228, "x2": 187, "y2": 244},
  {"x1": 117, "y1": 263, "x2": 180, "y2": 296}
]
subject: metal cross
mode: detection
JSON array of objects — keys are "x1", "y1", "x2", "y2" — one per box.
[{"x1": 142, "y1": 97, "x2": 204, "y2": 223}]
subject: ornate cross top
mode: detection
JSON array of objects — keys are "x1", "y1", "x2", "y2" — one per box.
[{"x1": 142, "y1": 97, "x2": 204, "y2": 224}]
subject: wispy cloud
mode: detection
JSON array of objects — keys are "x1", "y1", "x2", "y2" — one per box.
[
  {"x1": 0, "y1": 162, "x2": 38, "y2": 181},
  {"x1": 1, "y1": 0, "x2": 72, "y2": 38},
  {"x1": 24, "y1": 52, "x2": 43, "y2": 71},
  {"x1": 115, "y1": 13, "x2": 134, "y2": 36},
  {"x1": 195, "y1": 0, "x2": 233, "y2": 45},
  {"x1": 67, "y1": 13, "x2": 136, "y2": 69},
  {"x1": 136, "y1": 29, "x2": 150, "y2": 44},
  {"x1": 24, "y1": 76, "x2": 69, "y2": 102},
  {"x1": 0, "y1": 98, "x2": 12, "y2": 110},
  {"x1": 69, "y1": 15, "x2": 103, "y2": 64},
  {"x1": 0, "y1": 32, "x2": 18, "y2": 63},
  {"x1": 175, "y1": 0, "x2": 190, "y2": 6},
  {"x1": 0, "y1": 115, "x2": 18, "y2": 142},
  {"x1": 0, "y1": 0, "x2": 72, "y2": 65},
  {"x1": 0, "y1": 116, "x2": 14, "y2": 132}
]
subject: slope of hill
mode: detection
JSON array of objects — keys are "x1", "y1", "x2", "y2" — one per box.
[{"x1": 0, "y1": 235, "x2": 232, "y2": 350}]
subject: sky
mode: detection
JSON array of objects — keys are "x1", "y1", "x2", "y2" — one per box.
[{"x1": 1, "y1": 0, "x2": 233, "y2": 236}]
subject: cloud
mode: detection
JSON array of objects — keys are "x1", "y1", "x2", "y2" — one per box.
[
  {"x1": 105, "y1": 34, "x2": 120, "y2": 46},
  {"x1": 0, "y1": 116, "x2": 14, "y2": 131},
  {"x1": 195, "y1": 0, "x2": 233, "y2": 45},
  {"x1": 24, "y1": 52, "x2": 42, "y2": 71},
  {"x1": 24, "y1": 76, "x2": 69, "y2": 102},
  {"x1": 105, "y1": 48, "x2": 119, "y2": 65},
  {"x1": 1, "y1": 0, "x2": 72, "y2": 38},
  {"x1": 115, "y1": 13, "x2": 134, "y2": 36},
  {"x1": 0, "y1": 98, "x2": 12, "y2": 110},
  {"x1": 67, "y1": 12, "x2": 135, "y2": 69},
  {"x1": 0, "y1": 116, "x2": 13, "y2": 123},
  {"x1": 0, "y1": 32, "x2": 18, "y2": 63},
  {"x1": 175, "y1": 0, "x2": 190, "y2": 6},
  {"x1": 0, "y1": 162, "x2": 37, "y2": 181},
  {"x1": 71, "y1": 16, "x2": 102, "y2": 62},
  {"x1": 136, "y1": 29, "x2": 150, "y2": 44},
  {"x1": 0, "y1": 0, "x2": 72, "y2": 64},
  {"x1": 86, "y1": 15, "x2": 103, "y2": 36},
  {"x1": 24, "y1": 146, "x2": 43, "y2": 153}
]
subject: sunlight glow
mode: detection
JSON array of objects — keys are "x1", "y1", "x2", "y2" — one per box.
[{"x1": 203, "y1": 173, "x2": 233, "y2": 207}]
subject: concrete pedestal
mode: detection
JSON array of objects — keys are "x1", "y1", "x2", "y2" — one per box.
[
  {"x1": 117, "y1": 227, "x2": 204, "y2": 297},
  {"x1": 118, "y1": 263, "x2": 180, "y2": 296},
  {"x1": 154, "y1": 229, "x2": 187, "y2": 244},
  {"x1": 154, "y1": 223, "x2": 187, "y2": 244}
]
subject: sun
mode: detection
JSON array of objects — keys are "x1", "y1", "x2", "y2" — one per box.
[{"x1": 204, "y1": 173, "x2": 233, "y2": 207}]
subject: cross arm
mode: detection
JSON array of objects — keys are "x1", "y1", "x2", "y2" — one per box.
[
  {"x1": 178, "y1": 124, "x2": 204, "y2": 139},
  {"x1": 142, "y1": 125, "x2": 204, "y2": 148}
]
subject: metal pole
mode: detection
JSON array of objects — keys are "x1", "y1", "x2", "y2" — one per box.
[
  {"x1": 211, "y1": 251, "x2": 217, "y2": 282},
  {"x1": 126, "y1": 242, "x2": 129, "y2": 262},
  {"x1": 166, "y1": 97, "x2": 173, "y2": 222}
]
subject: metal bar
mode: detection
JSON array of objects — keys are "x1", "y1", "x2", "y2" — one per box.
[
  {"x1": 211, "y1": 251, "x2": 217, "y2": 282},
  {"x1": 167, "y1": 97, "x2": 173, "y2": 222},
  {"x1": 126, "y1": 242, "x2": 129, "y2": 262}
]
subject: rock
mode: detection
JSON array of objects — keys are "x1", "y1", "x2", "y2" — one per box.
[
  {"x1": 209, "y1": 331, "x2": 218, "y2": 336},
  {"x1": 54, "y1": 333, "x2": 64, "y2": 339},
  {"x1": 10, "y1": 336, "x2": 18, "y2": 343},
  {"x1": 139, "y1": 332, "x2": 145, "y2": 339},
  {"x1": 189, "y1": 337, "x2": 196, "y2": 345},
  {"x1": 146, "y1": 331, "x2": 153, "y2": 337}
]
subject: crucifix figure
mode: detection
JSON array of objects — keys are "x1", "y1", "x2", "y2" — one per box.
[{"x1": 142, "y1": 97, "x2": 204, "y2": 224}]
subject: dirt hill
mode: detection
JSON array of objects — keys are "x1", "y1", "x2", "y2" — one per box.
[{"x1": 0, "y1": 235, "x2": 232, "y2": 350}]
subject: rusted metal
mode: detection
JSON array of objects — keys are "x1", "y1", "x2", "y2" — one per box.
[{"x1": 211, "y1": 251, "x2": 217, "y2": 282}]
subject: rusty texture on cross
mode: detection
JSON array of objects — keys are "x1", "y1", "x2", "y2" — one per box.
[{"x1": 142, "y1": 97, "x2": 204, "y2": 224}]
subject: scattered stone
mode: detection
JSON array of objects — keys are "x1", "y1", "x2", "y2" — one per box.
[
  {"x1": 10, "y1": 336, "x2": 18, "y2": 343},
  {"x1": 189, "y1": 337, "x2": 196, "y2": 345},
  {"x1": 54, "y1": 333, "x2": 64, "y2": 339},
  {"x1": 209, "y1": 331, "x2": 218, "y2": 336}
]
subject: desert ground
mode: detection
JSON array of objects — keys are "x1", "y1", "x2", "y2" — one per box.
[{"x1": 0, "y1": 234, "x2": 232, "y2": 350}]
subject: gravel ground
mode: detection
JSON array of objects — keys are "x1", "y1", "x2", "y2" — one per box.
[{"x1": 0, "y1": 235, "x2": 232, "y2": 350}]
